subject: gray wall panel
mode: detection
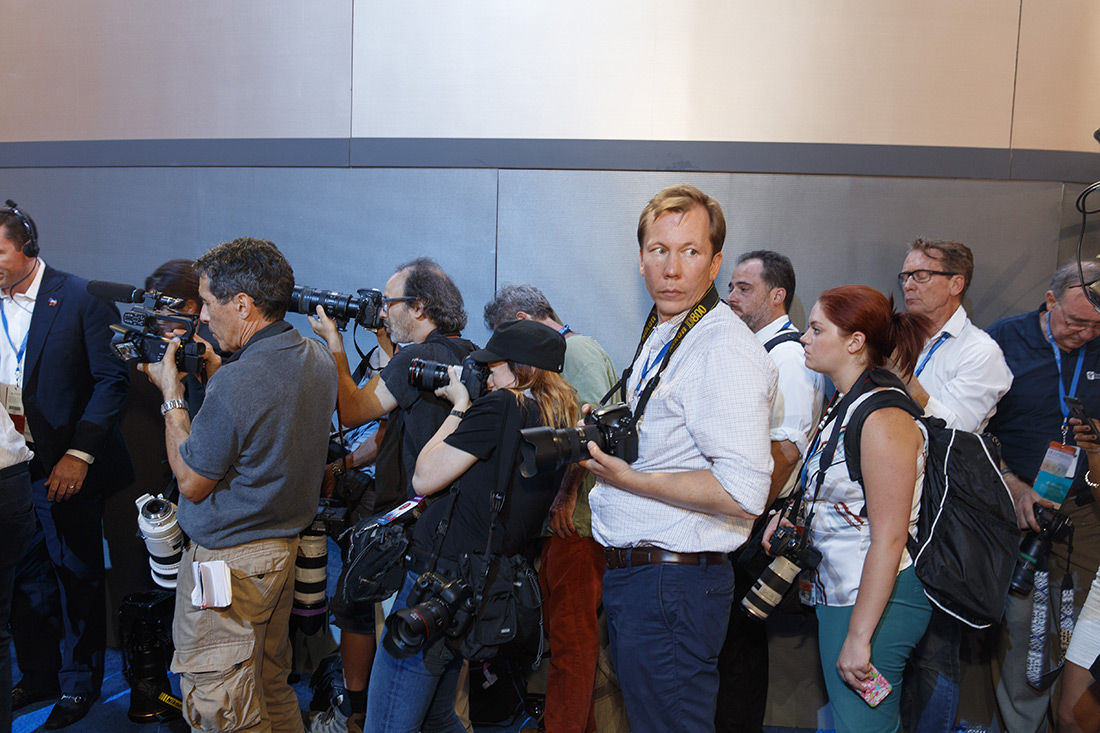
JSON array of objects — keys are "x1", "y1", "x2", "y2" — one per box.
[
  {"x1": 0, "y1": 166, "x2": 1079, "y2": 372},
  {"x1": 0, "y1": 167, "x2": 501, "y2": 350},
  {"x1": 497, "y1": 171, "x2": 1065, "y2": 369}
]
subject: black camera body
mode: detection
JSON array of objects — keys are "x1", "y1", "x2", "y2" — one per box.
[
  {"x1": 518, "y1": 402, "x2": 639, "y2": 477},
  {"x1": 1010, "y1": 503, "x2": 1074, "y2": 596},
  {"x1": 382, "y1": 571, "x2": 475, "y2": 660},
  {"x1": 110, "y1": 291, "x2": 206, "y2": 374},
  {"x1": 408, "y1": 356, "x2": 490, "y2": 402},
  {"x1": 742, "y1": 525, "x2": 822, "y2": 621},
  {"x1": 288, "y1": 285, "x2": 384, "y2": 331}
]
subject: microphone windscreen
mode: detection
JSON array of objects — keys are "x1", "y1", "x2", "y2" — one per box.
[{"x1": 87, "y1": 280, "x2": 144, "y2": 303}]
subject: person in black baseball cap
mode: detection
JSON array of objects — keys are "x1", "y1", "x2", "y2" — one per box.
[
  {"x1": 469, "y1": 319, "x2": 566, "y2": 373},
  {"x1": 364, "y1": 319, "x2": 578, "y2": 731}
]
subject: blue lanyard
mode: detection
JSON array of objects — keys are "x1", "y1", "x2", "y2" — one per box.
[
  {"x1": 0, "y1": 302, "x2": 29, "y2": 380},
  {"x1": 1045, "y1": 311, "x2": 1086, "y2": 426},
  {"x1": 634, "y1": 339, "x2": 672, "y2": 397},
  {"x1": 558, "y1": 324, "x2": 571, "y2": 335},
  {"x1": 914, "y1": 333, "x2": 951, "y2": 378}
]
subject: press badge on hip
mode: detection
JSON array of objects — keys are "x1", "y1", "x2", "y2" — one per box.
[
  {"x1": 0, "y1": 383, "x2": 29, "y2": 440},
  {"x1": 1032, "y1": 441, "x2": 1079, "y2": 508}
]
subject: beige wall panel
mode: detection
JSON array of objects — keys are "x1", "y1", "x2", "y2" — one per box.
[
  {"x1": 354, "y1": 0, "x2": 1018, "y2": 147},
  {"x1": 1013, "y1": 0, "x2": 1100, "y2": 153},
  {"x1": 0, "y1": 0, "x2": 352, "y2": 142}
]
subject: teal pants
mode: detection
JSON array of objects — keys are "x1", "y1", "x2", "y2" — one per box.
[{"x1": 816, "y1": 566, "x2": 932, "y2": 733}]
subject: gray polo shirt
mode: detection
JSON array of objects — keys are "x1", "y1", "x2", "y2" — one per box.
[{"x1": 178, "y1": 322, "x2": 337, "y2": 549}]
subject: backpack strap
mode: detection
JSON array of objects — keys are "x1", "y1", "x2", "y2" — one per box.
[
  {"x1": 763, "y1": 330, "x2": 803, "y2": 353},
  {"x1": 842, "y1": 376, "x2": 922, "y2": 483}
]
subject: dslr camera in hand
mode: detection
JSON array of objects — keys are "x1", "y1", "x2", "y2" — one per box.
[
  {"x1": 519, "y1": 402, "x2": 639, "y2": 477},
  {"x1": 288, "y1": 284, "x2": 384, "y2": 331},
  {"x1": 408, "y1": 356, "x2": 490, "y2": 401},
  {"x1": 88, "y1": 281, "x2": 206, "y2": 374},
  {"x1": 741, "y1": 524, "x2": 822, "y2": 621}
]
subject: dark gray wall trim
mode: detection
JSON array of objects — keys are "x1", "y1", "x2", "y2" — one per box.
[
  {"x1": 1010, "y1": 149, "x2": 1100, "y2": 185},
  {"x1": 2, "y1": 138, "x2": 1098, "y2": 182},
  {"x1": 0, "y1": 138, "x2": 350, "y2": 168}
]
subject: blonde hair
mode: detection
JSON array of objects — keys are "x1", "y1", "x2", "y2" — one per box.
[{"x1": 506, "y1": 362, "x2": 579, "y2": 430}]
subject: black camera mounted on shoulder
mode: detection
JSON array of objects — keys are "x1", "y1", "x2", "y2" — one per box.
[{"x1": 88, "y1": 281, "x2": 206, "y2": 374}]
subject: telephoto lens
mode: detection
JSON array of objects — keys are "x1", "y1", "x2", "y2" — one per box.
[
  {"x1": 135, "y1": 494, "x2": 184, "y2": 589},
  {"x1": 519, "y1": 403, "x2": 637, "y2": 477},
  {"x1": 408, "y1": 358, "x2": 453, "y2": 391},
  {"x1": 291, "y1": 519, "x2": 329, "y2": 635},
  {"x1": 741, "y1": 525, "x2": 821, "y2": 620},
  {"x1": 1009, "y1": 504, "x2": 1073, "y2": 596},
  {"x1": 288, "y1": 285, "x2": 384, "y2": 330}
]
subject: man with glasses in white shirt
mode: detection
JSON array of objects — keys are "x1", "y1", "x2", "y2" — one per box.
[
  {"x1": 889, "y1": 238, "x2": 1013, "y2": 732},
  {"x1": 586, "y1": 185, "x2": 776, "y2": 733}
]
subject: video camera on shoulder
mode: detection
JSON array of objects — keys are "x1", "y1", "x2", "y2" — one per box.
[
  {"x1": 89, "y1": 281, "x2": 206, "y2": 374},
  {"x1": 409, "y1": 356, "x2": 489, "y2": 402},
  {"x1": 518, "y1": 402, "x2": 639, "y2": 477},
  {"x1": 287, "y1": 285, "x2": 384, "y2": 331}
]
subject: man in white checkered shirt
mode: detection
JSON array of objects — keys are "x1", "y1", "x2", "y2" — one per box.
[{"x1": 585, "y1": 184, "x2": 776, "y2": 733}]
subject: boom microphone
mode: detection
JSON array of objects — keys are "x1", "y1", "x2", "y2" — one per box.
[{"x1": 87, "y1": 281, "x2": 185, "y2": 309}]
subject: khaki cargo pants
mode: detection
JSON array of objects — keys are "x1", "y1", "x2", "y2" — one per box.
[{"x1": 171, "y1": 536, "x2": 302, "y2": 733}]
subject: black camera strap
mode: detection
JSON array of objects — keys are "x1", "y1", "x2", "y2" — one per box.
[
  {"x1": 601, "y1": 284, "x2": 723, "y2": 426},
  {"x1": 424, "y1": 392, "x2": 525, "y2": 578},
  {"x1": 795, "y1": 370, "x2": 877, "y2": 549}
]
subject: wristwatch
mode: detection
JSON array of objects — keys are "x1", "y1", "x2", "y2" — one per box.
[
  {"x1": 331, "y1": 463, "x2": 346, "y2": 480},
  {"x1": 160, "y1": 399, "x2": 187, "y2": 416}
]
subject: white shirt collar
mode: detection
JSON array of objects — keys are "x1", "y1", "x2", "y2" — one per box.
[
  {"x1": 754, "y1": 314, "x2": 795, "y2": 344},
  {"x1": 931, "y1": 304, "x2": 968, "y2": 342}
]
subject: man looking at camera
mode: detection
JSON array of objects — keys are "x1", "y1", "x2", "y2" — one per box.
[
  {"x1": 1, "y1": 201, "x2": 132, "y2": 730},
  {"x1": 586, "y1": 185, "x2": 776, "y2": 732},
  {"x1": 309, "y1": 257, "x2": 475, "y2": 729},
  {"x1": 142, "y1": 238, "x2": 336, "y2": 732}
]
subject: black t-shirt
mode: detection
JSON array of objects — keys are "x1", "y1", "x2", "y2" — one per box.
[
  {"x1": 412, "y1": 390, "x2": 564, "y2": 560},
  {"x1": 375, "y1": 331, "x2": 477, "y2": 504}
]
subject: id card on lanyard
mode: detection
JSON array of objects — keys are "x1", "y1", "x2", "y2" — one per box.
[{"x1": 1036, "y1": 312, "x2": 1086, "y2": 506}]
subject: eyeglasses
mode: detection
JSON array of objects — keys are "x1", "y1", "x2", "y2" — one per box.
[
  {"x1": 380, "y1": 296, "x2": 415, "y2": 311},
  {"x1": 1053, "y1": 299, "x2": 1100, "y2": 333},
  {"x1": 897, "y1": 270, "x2": 960, "y2": 287}
]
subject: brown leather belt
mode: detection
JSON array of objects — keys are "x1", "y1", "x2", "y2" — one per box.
[{"x1": 604, "y1": 546, "x2": 728, "y2": 570}]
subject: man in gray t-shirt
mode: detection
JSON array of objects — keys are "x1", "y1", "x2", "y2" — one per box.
[{"x1": 143, "y1": 238, "x2": 336, "y2": 733}]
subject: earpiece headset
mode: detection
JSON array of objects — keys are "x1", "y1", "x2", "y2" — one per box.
[{"x1": 2, "y1": 200, "x2": 39, "y2": 258}]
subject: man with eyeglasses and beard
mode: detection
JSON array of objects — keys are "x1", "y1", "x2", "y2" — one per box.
[
  {"x1": 886, "y1": 238, "x2": 1013, "y2": 733},
  {"x1": 986, "y1": 260, "x2": 1100, "y2": 733},
  {"x1": 308, "y1": 257, "x2": 476, "y2": 732}
]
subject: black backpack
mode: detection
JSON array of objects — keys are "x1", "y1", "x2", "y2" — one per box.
[{"x1": 842, "y1": 370, "x2": 1018, "y2": 629}]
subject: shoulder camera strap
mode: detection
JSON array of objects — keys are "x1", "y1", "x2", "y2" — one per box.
[{"x1": 601, "y1": 284, "x2": 723, "y2": 427}]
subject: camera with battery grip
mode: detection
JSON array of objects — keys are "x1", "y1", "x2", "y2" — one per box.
[
  {"x1": 382, "y1": 570, "x2": 476, "y2": 659},
  {"x1": 518, "y1": 402, "x2": 639, "y2": 477},
  {"x1": 1009, "y1": 502, "x2": 1074, "y2": 596},
  {"x1": 742, "y1": 524, "x2": 822, "y2": 621},
  {"x1": 408, "y1": 356, "x2": 490, "y2": 401},
  {"x1": 287, "y1": 284, "x2": 385, "y2": 331}
]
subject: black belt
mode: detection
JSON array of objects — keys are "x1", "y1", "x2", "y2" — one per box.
[
  {"x1": 604, "y1": 546, "x2": 728, "y2": 570},
  {"x1": 0, "y1": 461, "x2": 30, "y2": 480}
]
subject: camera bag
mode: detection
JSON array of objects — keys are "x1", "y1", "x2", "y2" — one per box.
[
  {"x1": 842, "y1": 369, "x2": 1018, "y2": 629},
  {"x1": 340, "y1": 510, "x2": 413, "y2": 605},
  {"x1": 453, "y1": 399, "x2": 545, "y2": 663}
]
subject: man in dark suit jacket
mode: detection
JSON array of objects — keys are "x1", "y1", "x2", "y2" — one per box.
[{"x1": 0, "y1": 201, "x2": 132, "y2": 730}]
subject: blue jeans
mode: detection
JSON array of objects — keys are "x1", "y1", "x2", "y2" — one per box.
[
  {"x1": 602, "y1": 558, "x2": 736, "y2": 733},
  {"x1": 816, "y1": 566, "x2": 932, "y2": 733},
  {"x1": 365, "y1": 571, "x2": 467, "y2": 733},
  {"x1": 901, "y1": 608, "x2": 961, "y2": 733},
  {"x1": 0, "y1": 464, "x2": 35, "y2": 733}
]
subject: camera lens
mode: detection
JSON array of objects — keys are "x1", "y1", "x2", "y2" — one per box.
[
  {"x1": 408, "y1": 359, "x2": 454, "y2": 391},
  {"x1": 519, "y1": 425, "x2": 601, "y2": 478},
  {"x1": 382, "y1": 599, "x2": 454, "y2": 659},
  {"x1": 742, "y1": 555, "x2": 803, "y2": 621},
  {"x1": 290, "y1": 286, "x2": 361, "y2": 323}
]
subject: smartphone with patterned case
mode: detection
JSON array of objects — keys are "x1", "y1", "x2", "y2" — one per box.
[{"x1": 858, "y1": 664, "x2": 892, "y2": 707}]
